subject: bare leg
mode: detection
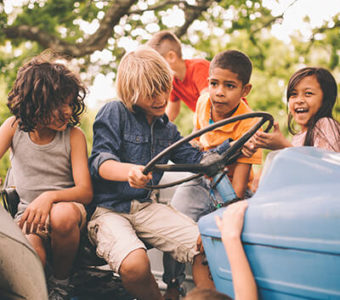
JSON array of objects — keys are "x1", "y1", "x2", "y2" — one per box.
[
  {"x1": 26, "y1": 234, "x2": 47, "y2": 266},
  {"x1": 119, "y1": 248, "x2": 164, "y2": 300},
  {"x1": 50, "y1": 202, "x2": 81, "y2": 279},
  {"x1": 192, "y1": 253, "x2": 215, "y2": 289}
]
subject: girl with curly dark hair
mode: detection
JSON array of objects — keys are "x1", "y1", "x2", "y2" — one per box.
[{"x1": 0, "y1": 50, "x2": 93, "y2": 299}]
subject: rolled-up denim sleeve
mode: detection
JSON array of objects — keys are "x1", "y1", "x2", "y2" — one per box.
[
  {"x1": 89, "y1": 102, "x2": 123, "y2": 180},
  {"x1": 89, "y1": 152, "x2": 120, "y2": 180}
]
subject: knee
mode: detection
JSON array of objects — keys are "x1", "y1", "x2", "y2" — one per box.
[
  {"x1": 119, "y1": 249, "x2": 151, "y2": 283},
  {"x1": 50, "y1": 202, "x2": 80, "y2": 235}
]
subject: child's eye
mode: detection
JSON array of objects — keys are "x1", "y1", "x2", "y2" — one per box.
[
  {"x1": 305, "y1": 92, "x2": 313, "y2": 96},
  {"x1": 225, "y1": 83, "x2": 235, "y2": 89},
  {"x1": 209, "y1": 81, "x2": 217, "y2": 87}
]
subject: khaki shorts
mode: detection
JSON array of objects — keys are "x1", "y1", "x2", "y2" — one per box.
[
  {"x1": 88, "y1": 200, "x2": 200, "y2": 273},
  {"x1": 17, "y1": 202, "x2": 87, "y2": 240}
]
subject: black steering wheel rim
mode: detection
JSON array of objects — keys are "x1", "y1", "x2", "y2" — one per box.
[{"x1": 143, "y1": 112, "x2": 273, "y2": 189}]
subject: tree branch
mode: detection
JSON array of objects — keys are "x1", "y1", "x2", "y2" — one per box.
[
  {"x1": 175, "y1": 0, "x2": 217, "y2": 38},
  {"x1": 3, "y1": 0, "x2": 137, "y2": 57},
  {"x1": 2, "y1": 0, "x2": 217, "y2": 57}
]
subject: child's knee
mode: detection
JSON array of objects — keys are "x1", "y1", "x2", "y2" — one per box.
[
  {"x1": 50, "y1": 202, "x2": 81, "y2": 234},
  {"x1": 119, "y1": 248, "x2": 151, "y2": 281}
]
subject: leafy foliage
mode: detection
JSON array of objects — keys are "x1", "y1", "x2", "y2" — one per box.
[{"x1": 0, "y1": 0, "x2": 339, "y2": 181}]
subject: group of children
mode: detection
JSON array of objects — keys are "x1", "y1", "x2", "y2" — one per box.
[{"x1": 0, "y1": 30, "x2": 339, "y2": 300}]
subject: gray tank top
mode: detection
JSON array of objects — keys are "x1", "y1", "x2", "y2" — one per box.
[{"x1": 10, "y1": 127, "x2": 74, "y2": 216}]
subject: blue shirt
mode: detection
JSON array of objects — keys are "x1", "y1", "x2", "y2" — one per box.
[{"x1": 89, "y1": 100, "x2": 230, "y2": 213}]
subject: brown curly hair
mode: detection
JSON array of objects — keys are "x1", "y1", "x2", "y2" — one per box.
[{"x1": 7, "y1": 51, "x2": 86, "y2": 132}]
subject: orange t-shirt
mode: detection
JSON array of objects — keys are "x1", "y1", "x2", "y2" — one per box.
[
  {"x1": 170, "y1": 59, "x2": 210, "y2": 111},
  {"x1": 194, "y1": 94, "x2": 262, "y2": 188}
]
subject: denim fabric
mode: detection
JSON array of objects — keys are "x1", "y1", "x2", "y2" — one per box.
[
  {"x1": 171, "y1": 177, "x2": 221, "y2": 221},
  {"x1": 163, "y1": 177, "x2": 253, "y2": 285},
  {"x1": 162, "y1": 177, "x2": 223, "y2": 285},
  {"x1": 89, "y1": 100, "x2": 230, "y2": 214}
]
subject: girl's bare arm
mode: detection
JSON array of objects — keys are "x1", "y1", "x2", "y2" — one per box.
[
  {"x1": 215, "y1": 201, "x2": 258, "y2": 300},
  {"x1": 0, "y1": 117, "x2": 17, "y2": 159}
]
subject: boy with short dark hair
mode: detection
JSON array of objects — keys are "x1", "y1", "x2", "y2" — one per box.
[
  {"x1": 87, "y1": 46, "x2": 232, "y2": 300},
  {"x1": 147, "y1": 30, "x2": 210, "y2": 121},
  {"x1": 163, "y1": 50, "x2": 262, "y2": 299}
]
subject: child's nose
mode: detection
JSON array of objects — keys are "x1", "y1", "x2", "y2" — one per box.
[
  {"x1": 216, "y1": 84, "x2": 224, "y2": 95},
  {"x1": 296, "y1": 94, "x2": 305, "y2": 103}
]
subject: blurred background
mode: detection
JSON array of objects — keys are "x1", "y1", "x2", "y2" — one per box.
[{"x1": 0, "y1": 0, "x2": 339, "y2": 180}]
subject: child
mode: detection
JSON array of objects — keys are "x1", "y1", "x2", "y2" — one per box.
[
  {"x1": 215, "y1": 201, "x2": 258, "y2": 300},
  {"x1": 162, "y1": 50, "x2": 262, "y2": 298},
  {"x1": 87, "y1": 46, "x2": 231, "y2": 300},
  {"x1": 0, "y1": 51, "x2": 93, "y2": 300},
  {"x1": 243, "y1": 67, "x2": 340, "y2": 157},
  {"x1": 184, "y1": 201, "x2": 258, "y2": 300},
  {"x1": 147, "y1": 30, "x2": 210, "y2": 121}
]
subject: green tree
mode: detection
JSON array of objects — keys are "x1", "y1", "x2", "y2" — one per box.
[{"x1": 0, "y1": 0, "x2": 339, "y2": 181}]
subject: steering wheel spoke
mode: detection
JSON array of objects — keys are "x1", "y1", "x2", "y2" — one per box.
[{"x1": 143, "y1": 112, "x2": 273, "y2": 189}]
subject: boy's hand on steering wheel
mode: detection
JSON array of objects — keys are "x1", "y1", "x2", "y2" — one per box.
[{"x1": 128, "y1": 165, "x2": 152, "y2": 189}]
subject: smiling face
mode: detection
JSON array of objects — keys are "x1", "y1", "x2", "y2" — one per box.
[
  {"x1": 136, "y1": 91, "x2": 170, "y2": 124},
  {"x1": 288, "y1": 75, "x2": 323, "y2": 132},
  {"x1": 208, "y1": 67, "x2": 251, "y2": 121}
]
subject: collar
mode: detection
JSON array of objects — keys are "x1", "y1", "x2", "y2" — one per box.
[
  {"x1": 206, "y1": 99, "x2": 249, "y2": 132},
  {"x1": 132, "y1": 105, "x2": 169, "y2": 126},
  {"x1": 209, "y1": 104, "x2": 239, "y2": 124}
]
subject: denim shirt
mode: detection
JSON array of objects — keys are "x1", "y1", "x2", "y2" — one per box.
[{"x1": 89, "y1": 100, "x2": 230, "y2": 213}]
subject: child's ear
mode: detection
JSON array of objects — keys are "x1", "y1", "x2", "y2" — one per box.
[
  {"x1": 164, "y1": 50, "x2": 178, "y2": 64},
  {"x1": 242, "y1": 83, "x2": 252, "y2": 97}
]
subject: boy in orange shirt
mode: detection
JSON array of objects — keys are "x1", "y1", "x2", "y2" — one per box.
[
  {"x1": 163, "y1": 50, "x2": 262, "y2": 300},
  {"x1": 147, "y1": 30, "x2": 209, "y2": 121}
]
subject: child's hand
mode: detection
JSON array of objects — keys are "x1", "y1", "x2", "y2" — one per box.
[
  {"x1": 252, "y1": 122, "x2": 290, "y2": 150},
  {"x1": 190, "y1": 139, "x2": 204, "y2": 150},
  {"x1": 215, "y1": 200, "x2": 248, "y2": 242},
  {"x1": 242, "y1": 138, "x2": 257, "y2": 158},
  {"x1": 19, "y1": 192, "x2": 54, "y2": 234},
  {"x1": 128, "y1": 165, "x2": 152, "y2": 188}
]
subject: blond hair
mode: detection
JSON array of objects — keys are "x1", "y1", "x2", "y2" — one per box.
[
  {"x1": 146, "y1": 30, "x2": 182, "y2": 58},
  {"x1": 116, "y1": 46, "x2": 173, "y2": 111}
]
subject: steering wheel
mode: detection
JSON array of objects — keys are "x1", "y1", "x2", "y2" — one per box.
[{"x1": 143, "y1": 112, "x2": 274, "y2": 189}]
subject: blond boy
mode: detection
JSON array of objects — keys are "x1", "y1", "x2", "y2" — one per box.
[{"x1": 88, "y1": 46, "x2": 232, "y2": 300}]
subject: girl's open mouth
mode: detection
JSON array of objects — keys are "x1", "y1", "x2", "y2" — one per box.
[{"x1": 295, "y1": 107, "x2": 308, "y2": 113}]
